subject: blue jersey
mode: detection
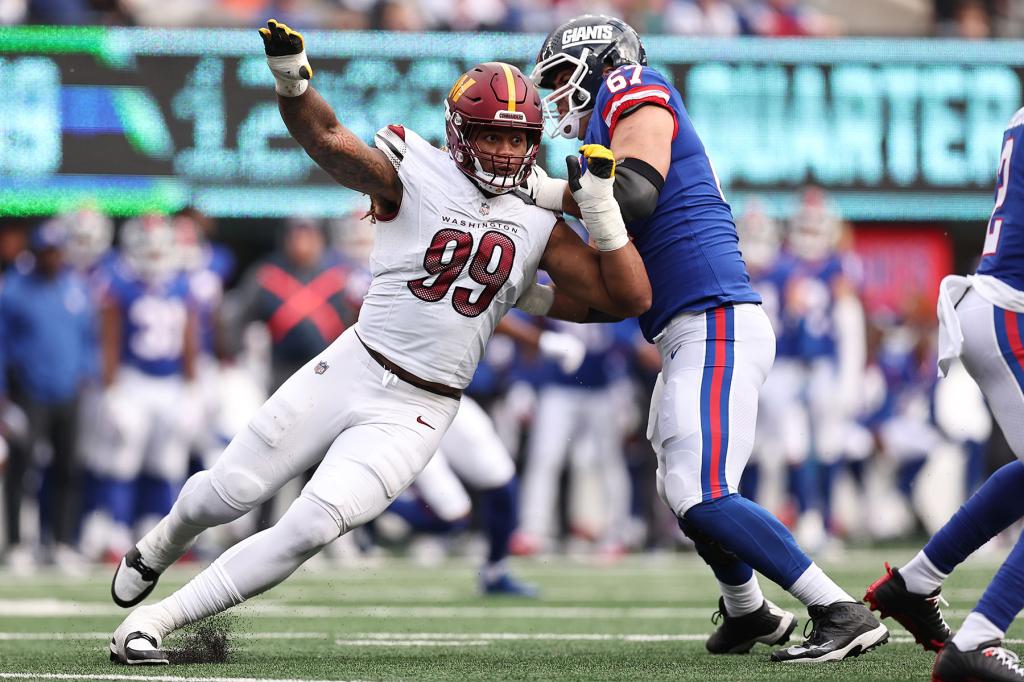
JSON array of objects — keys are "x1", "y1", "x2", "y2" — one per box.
[
  {"x1": 539, "y1": 321, "x2": 629, "y2": 389},
  {"x1": 584, "y1": 65, "x2": 760, "y2": 341},
  {"x1": 105, "y1": 260, "x2": 192, "y2": 377},
  {"x1": 751, "y1": 253, "x2": 798, "y2": 358},
  {"x1": 783, "y1": 254, "x2": 845, "y2": 361},
  {"x1": 977, "y1": 107, "x2": 1024, "y2": 290}
]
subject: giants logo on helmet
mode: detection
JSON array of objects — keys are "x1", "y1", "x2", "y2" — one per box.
[{"x1": 561, "y1": 25, "x2": 614, "y2": 47}]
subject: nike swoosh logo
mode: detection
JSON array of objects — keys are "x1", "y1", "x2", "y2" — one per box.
[
  {"x1": 416, "y1": 416, "x2": 435, "y2": 430},
  {"x1": 785, "y1": 640, "x2": 834, "y2": 655},
  {"x1": 670, "y1": 345, "x2": 681, "y2": 359}
]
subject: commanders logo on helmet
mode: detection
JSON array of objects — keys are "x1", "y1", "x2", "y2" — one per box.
[{"x1": 443, "y1": 62, "x2": 543, "y2": 194}]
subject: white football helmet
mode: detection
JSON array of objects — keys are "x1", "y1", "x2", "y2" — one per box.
[
  {"x1": 62, "y1": 207, "x2": 113, "y2": 270},
  {"x1": 787, "y1": 187, "x2": 841, "y2": 262},
  {"x1": 120, "y1": 215, "x2": 179, "y2": 283},
  {"x1": 737, "y1": 198, "x2": 780, "y2": 272}
]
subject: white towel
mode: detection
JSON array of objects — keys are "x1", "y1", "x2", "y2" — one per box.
[{"x1": 936, "y1": 275, "x2": 971, "y2": 378}]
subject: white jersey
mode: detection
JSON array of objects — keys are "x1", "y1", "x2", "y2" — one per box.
[{"x1": 357, "y1": 125, "x2": 557, "y2": 389}]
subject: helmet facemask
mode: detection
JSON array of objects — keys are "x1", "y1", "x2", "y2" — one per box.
[
  {"x1": 531, "y1": 50, "x2": 595, "y2": 140},
  {"x1": 446, "y1": 101, "x2": 542, "y2": 194}
]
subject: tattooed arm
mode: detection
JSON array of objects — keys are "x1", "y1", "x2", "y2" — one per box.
[{"x1": 278, "y1": 87, "x2": 403, "y2": 215}]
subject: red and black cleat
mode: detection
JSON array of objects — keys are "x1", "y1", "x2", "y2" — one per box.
[
  {"x1": 932, "y1": 639, "x2": 1024, "y2": 682},
  {"x1": 864, "y1": 562, "x2": 951, "y2": 652}
]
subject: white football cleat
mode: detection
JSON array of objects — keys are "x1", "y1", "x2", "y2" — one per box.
[
  {"x1": 109, "y1": 607, "x2": 169, "y2": 665},
  {"x1": 111, "y1": 546, "x2": 161, "y2": 608}
]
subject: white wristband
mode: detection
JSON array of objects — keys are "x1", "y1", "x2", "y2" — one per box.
[
  {"x1": 515, "y1": 282, "x2": 555, "y2": 316},
  {"x1": 573, "y1": 171, "x2": 629, "y2": 251},
  {"x1": 267, "y1": 52, "x2": 310, "y2": 97}
]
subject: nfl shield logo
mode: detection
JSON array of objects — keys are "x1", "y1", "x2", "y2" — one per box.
[
  {"x1": 479, "y1": 202, "x2": 490, "y2": 216},
  {"x1": 314, "y1": 361, "x2": 329, "y2": 375}
]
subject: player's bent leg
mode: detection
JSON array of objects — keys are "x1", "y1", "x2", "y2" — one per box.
[
  {"x1": 868, "y1": 292, "x2": 1024, "y2": 652},
  {"x1": 112, "y1": 332, "x2": 371, "y2": 608},
  {"x1": 110, "y1": 493, "x2": 344, "y2": 665}
]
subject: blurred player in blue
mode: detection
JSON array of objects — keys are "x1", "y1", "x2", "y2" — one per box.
[
  {"x1": 866, "y1": 107, "x2": 1024, "y2": 681},
  {"x1": 783, "y1": 190, "x2": 866, "y2": 547},
  {"x1": 527, "y1": 15, "x2": 887, "y2": 662},
  {"x1": 95, "y1": 215, "x2": 198, "y2": 566}
]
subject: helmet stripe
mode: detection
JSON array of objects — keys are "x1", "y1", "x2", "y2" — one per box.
[{"x1": 500, "y1": 63, "x2": 516, "y2": 112}]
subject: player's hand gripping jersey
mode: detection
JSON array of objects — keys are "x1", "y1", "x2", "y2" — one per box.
[
  {"x1": 583, "y1": 65, "x2": 760, "y2": 341},
  {"x1": 358, "y1": 125, "x2": 558, "y2": 389}
]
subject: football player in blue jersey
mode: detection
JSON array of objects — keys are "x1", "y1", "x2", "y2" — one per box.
[
  {"x1": 865, "y1": 107, "x2": 1024, "y2": 681},
  {"x1": 95, "y1": 215, "x2": 199, "y2": 565},
  {"x1": 783, "y1": 190, "x2": 866, "y2": 548},
  {"x1": 526, "y1": 15, "x2": 887, "y2": 662}
]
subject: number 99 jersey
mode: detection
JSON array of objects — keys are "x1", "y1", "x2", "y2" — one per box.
[
  {"x1": 977, "y1": 107, "x2": 1024, "y2": 290},
  {"x1": 359, "y1": 125, "x2": 558, "y2": 389}
]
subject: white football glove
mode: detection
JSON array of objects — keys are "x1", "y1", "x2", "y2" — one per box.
[
  {"x1": 539, "y1": 330, "x2": 587, "y2": 375},
  {"x1": 568, "y1": 144, "x2": 629, "y2": 251},
  {"x1": 259, "y1": 19, "x2": 313, "y2": 97},
  {"x1": 522, "y1": 163, "x2": 569, "y2": 212},
  {"x1": 515, "y1": 280, "x2": 555, "y2": 316}
]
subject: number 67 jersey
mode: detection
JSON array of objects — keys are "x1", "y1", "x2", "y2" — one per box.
[
  {"x1": 977, "y1": 107, "x2": 1024, "y2": 291},
  {"x1": 357, "y1": 125, "x2": 558, "y2": 389}
]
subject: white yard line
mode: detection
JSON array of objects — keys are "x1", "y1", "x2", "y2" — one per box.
[
  {"x1": 0, "y1": 675, "x2": 365, "y2": 682},
  {"x1": 0, "y1": 632, "x2": 330, "y2": 641}
]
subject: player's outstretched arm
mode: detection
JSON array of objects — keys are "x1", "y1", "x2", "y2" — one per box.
[
  {"x1": 259, "y1": 20, "x2": 402, "y2": 210},
  {"x1": 531, "y1": 145, "x2": 651, "y2": 319}
]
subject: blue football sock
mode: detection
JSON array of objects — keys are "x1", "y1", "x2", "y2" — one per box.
[
  {"x1": 387, "y1": 496, "x2": 464, "y2": 534},
  {"x1": 924, "y1": 460, "x2": 1024, "y2": 574},
  {"x1": 739, "y1": 462, "x2": 760, "y2": 501},
  {"x1": 135, "y1": 476, "x2": 180, "y2": 519},
  {"x1": 480, "y1": 478, "x2": 519, "y2": 566},
  {"x1": 101, "y1": 478, "x2": 136, "y2": 527},
  {"x1": 788, "y1": 462, "x2": 817, "y2": 515},
  {"x1": 684, "y1": 493, "x2": 812, "y2": 589},
  {"x1": 819, "y1": 461, "x2": 843, "y2": 533},
  {"x1": 964, "y1": 440, "x2": 988, "y2": 498},
  {"x1": 975, "y1": 531, "x2": 1024, "y2": 633},
  {"x1": 896, "y1": 458, "x2": 927, "y2": 501}
]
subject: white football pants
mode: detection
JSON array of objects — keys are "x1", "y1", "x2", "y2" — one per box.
[
  {"x1": 650, "y1": 304, "x2": 775, "y2": 517},
  {"x1": 519, "y1": 383, "x2": 629, "y2": 543},
  {"x1": 955, "y1": 288, "x2": 1024, "y2": 458}
]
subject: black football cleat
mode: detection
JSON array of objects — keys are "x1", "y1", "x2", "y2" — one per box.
[
  {"x1": 111, "y1": 546, "x2": 161, "y2": 608},
  {"x1": 864, "y1": 562, "x2": 951, "y2": 652},
  {"x1": 770, "y1": 601, "x2": 889, "y2": 663},
  {"x1": 706, "y1": 597, "x2": 797, "y2": 654},
  {"x1": 932, "y1": 639, "x2": 1024, "y2": 681},
  {"x1": 109, "y1": 632, "x2": 168, "y2": 666}
]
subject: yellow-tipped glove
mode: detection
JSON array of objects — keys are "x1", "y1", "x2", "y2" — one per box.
[
  {"x1": 258, "y1": 19, "x2": 313, "y2": 97},
  {"x1": 566, "y1": 144, "x2": 628, "y2": 251}
]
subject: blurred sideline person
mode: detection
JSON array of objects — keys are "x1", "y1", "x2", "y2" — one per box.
[
  {"x1": 515, "y1": 320, "x2": 633, "y2": 557},
  {"x1": 528, "y1": 15, "x2": 886, "y2": 662},
  {"x1": 866, "y1": 106, "x2": 1024, "y2": 682},
  {"x1": 782, "y1": 189, "x2": 866, "y2": 547},
  {"x1": 107, "y1": 22, "x2": 650, "y2": 665},
  {"x1": 93, "y1": 216, "x2": 199, "y2": 563},
  {"x1": 0, "y1": 222, "x2": 95, "y2": 570}
]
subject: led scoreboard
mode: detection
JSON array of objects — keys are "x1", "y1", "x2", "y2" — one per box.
[{"x1": 0, "y1": 27, "x2": 1021, "y2": 219}]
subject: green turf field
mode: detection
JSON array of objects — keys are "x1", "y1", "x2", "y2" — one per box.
[{"x1": 0, "y1": 548, "x2": 1017, "y2": 681}]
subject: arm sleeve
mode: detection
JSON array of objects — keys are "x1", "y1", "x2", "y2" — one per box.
[{"x1": 595, "y1": 66, "x2": 679, "y2": 141}]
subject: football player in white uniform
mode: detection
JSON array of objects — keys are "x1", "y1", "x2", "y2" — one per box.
[{"x1": 107, "y1": 21, "x2": 650, "y2": 664}]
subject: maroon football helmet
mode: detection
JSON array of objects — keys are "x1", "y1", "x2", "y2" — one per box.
[{"x1": 444, "y1": 62, "x2": 544, "y2": 194}]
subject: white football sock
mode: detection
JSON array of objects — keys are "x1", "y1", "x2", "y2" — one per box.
[
  {"x1": 952, "y1": 612, "x2": 1005, "y2": 651},
  {"x1": 719, "y1": 575, "x2": 764, "y2": 617},
  {"x1": 788, "y1": 562, "x2": 854, "y2": 607},
  {"x1": 899, "y1": 551, "x2": 949, "y2": 596},
  {"x1": 161, "y1": 495, "x2": 340, "y2": 630},
  {"x1": 138, "y1": 471, "x2": 247, "y2": 573}
]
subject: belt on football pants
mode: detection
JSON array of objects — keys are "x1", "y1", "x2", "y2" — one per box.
[{"x1": 355, "y1": 332, "x2": 462, "y2": 401}]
